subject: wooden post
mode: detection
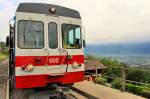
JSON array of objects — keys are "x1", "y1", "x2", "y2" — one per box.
[
  {"x1": 122, "y1": 67, "x2": 126, "y2": 92},
  {"x1": 95, "y1": 65, "x2": 97, "y2": 75},
  {"x1": 94, "y1": 66, "x2": 98, "y2": 83}
]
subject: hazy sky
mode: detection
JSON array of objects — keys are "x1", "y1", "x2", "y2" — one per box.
[{"x1": 0, "y1": 0, "x2": 150, "y2": 44}]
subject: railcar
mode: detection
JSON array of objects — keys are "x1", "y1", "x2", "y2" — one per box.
[{"x1": 7, "y1": 3, "x2": 86, "y2": 89}]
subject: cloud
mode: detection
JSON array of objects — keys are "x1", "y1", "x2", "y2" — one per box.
[
  {"x1": 0, "y1": 0, "x2": 16, "y2": 41},
  {"x1": 36, "y1": 0, "x2": 150, "y2": 44},
  {"x1": 1, "y1": 0, "x2": 150, "y2": 44}
]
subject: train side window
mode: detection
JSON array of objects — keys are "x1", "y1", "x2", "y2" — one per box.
[
  {"x1": 62, "y1": 24, "x2": 82, "y2": 49},
  {"x1": 48, "y1": 22, "x2": 58, "y2": 49},
  {"x1": 18, "y1": 20, "x2": 44, "y2": 49}
]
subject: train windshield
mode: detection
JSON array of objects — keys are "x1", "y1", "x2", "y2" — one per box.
[
  {"x1": 18, "y1": 20, "x2": 44, "y2": 49},
  {"x1": 62, "y1": 24, "x2": 82, "y2": 49}
]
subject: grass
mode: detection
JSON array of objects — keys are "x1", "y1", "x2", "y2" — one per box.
[{"x1": 0, "y1": 52, "x2": 8, "y2": 61}]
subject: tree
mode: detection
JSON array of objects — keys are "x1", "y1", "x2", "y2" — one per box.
[
  {"x1": 100, "y1": 58, "x2": 123, "y2": 82},
  {"x1": 127, "y1": 69, "x2": 144, "y2": 83}
]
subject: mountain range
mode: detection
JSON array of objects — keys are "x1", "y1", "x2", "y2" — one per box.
[{"x1": 85, "y1": 42, "x2": 150, "y2": 56}]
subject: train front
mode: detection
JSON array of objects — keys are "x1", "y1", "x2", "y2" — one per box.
[{"x1": 13, "y1": 3, "x2": 85, "y2": 89}]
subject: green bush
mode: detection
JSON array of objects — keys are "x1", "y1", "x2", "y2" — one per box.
[
  {"x1": 141, "y1": 89, "x2": 150, "y2": 98},
  {"x1": 111, "y1": 79, "x2": 122, "y2": 89},
  {"x1": 125, "y1": 84, "x2": 142, "y2": 95},
  {"x1": 0, "y1": 52, "x2": 8, "y2": 61},
  {"x1": 95, "y1": 76, "x2": 107, "y2": 85},
  {"x1": 1, "y1": 49, "x2": 8, "y2": 54},
  {"x1": 100, "y1": 57, "x2": 124, "y2": 83}
]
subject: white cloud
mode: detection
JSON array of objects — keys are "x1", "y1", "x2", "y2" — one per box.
[
  {"x1": 0, "y1": 0, "x2": 16, "y2": 42},
  {"x1": 1, "y1": 0, "x2": 150, "y2": 44}
]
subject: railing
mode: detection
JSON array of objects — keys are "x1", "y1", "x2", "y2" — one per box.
[{"x1": 85, "y1": 66, "x2": 150, "y2": 92}]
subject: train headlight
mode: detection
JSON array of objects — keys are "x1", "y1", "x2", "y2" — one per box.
[
  {"x1": 72, "y1": 62, "x2": 81, "y2": 69},
  {"x1": 22, "y1": 64, "x2": 34, "y2": 72},
  {"x1": 49, "y1": 7, "x2": 56, "y2": 13}
]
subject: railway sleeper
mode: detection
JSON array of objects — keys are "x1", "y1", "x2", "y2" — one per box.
[{"x1": 9, "y1": 84, "x2": 73, "y2": 99}]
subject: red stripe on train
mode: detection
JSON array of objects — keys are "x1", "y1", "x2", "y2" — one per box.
[
  {"x1": 15, "y1": 71, "x2": 84, "y2": 89},
  {"x1": 15, "y1": 55, "x2": 84, "y2": 67}
]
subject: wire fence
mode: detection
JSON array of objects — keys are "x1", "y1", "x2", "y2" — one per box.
[{"x1": 85, "y1": 66, "x2": 150, "y2": 87}]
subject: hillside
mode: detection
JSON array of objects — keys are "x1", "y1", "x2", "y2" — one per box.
[{"x1": 85, "y1": 42, "x2": 150, "y2": 56}]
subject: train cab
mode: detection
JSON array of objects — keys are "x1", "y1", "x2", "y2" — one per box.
[{"x1": 7, "y1": 3, "x2": 86, "y2": 89}]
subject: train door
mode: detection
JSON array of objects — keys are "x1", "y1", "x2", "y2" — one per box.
[
  {"x1": 60, "y1": 17, "x2": 84, "y2": 73},
  {"x1": 46, "y1": 16, "x2": 65, "y2": 75}
]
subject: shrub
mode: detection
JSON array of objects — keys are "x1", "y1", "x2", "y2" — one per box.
[
  {"x1": 111, "y1": 79, "x2": 122, "y2": 90},
  {"x1": 141, "y1": 89, "x2": 150, "y2": 98},
  {"x1": 1, "y1": 50, "x2": 8, "y2": 54},
  {"x1": 0, "y1": 52, "x2": 8, "y2": 61},
  {"x1": 95, "y1": 76, "x2": 107, "y2": 85},
  {"x1": 125, "y1": 84, "x2": 142, "y2": 95}
]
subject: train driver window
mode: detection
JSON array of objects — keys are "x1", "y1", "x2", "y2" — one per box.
[
  {"x1": 48, "y1": 22, "x2": 58, "y2": 49},
  {"x1": 18, "y1": 20, "x2": 44, "y2": 49},
  {"x1": 62, "y1": 24, "x2": 82, "y2": 49}
]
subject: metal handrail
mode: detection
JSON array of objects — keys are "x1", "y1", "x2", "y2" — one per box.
[{"x1": 85, "y1": 66, "x2": 150, "y2": 85}]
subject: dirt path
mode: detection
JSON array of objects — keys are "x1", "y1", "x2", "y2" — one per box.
[
  {"x1": 0, "y1": 59, "x2": 8, "y2": 99},
  {"x1": 74, "y1": 81, "x2": 146, "y2": 99}
]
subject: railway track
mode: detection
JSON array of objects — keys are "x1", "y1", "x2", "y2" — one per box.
[
  {"x1": 6, "y1": 81, "x2": 90, "y2": 99},
  {"x1": 8, "y1": 89, "x2": 88, "y2": 99}
]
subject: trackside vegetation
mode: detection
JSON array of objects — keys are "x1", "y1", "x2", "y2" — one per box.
[
  {"x1": 0, "y1": 42, "x2": 8, "y2": 61},
  {"x1": 0, "y1": 52, "x2": 8, "y2": 61},
  {"x1": 86, "y1": 55, "x2": 150, "y2": 98}
]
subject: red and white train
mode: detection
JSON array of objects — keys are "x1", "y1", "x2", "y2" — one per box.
[{"x1": 7, "y1": 3, "x2": 86, "y2": 89}]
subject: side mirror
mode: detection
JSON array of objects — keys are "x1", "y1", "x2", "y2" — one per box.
[
  {"x1": 6, "y1": 36, "x2": 10, "y2": 46},
  {"x1": 83, "y1": 40, "x2": 86, "y2": 48}
]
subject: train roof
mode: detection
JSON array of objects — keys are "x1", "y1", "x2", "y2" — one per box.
[{"x1": 16, "y1": 3, "x2": 81, "y2": 19}]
